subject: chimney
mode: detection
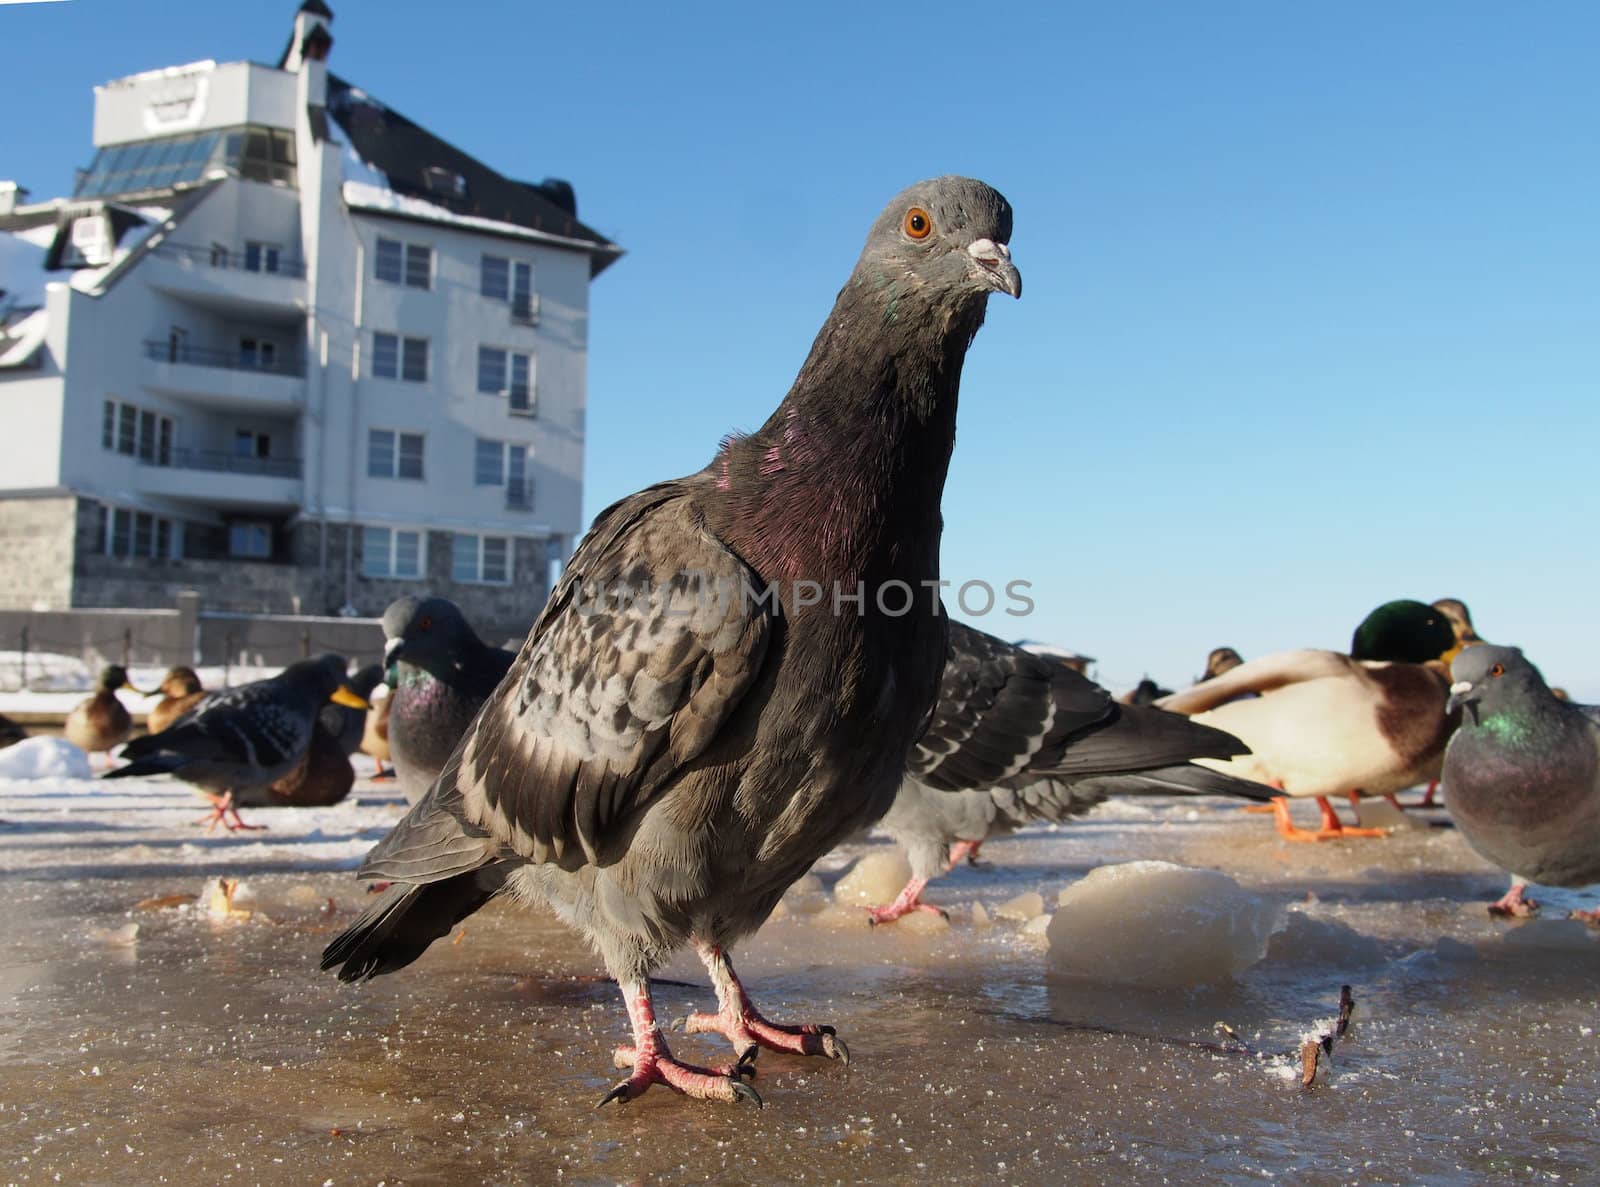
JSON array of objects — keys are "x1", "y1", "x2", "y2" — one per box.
[
  {"x1": 0, "y1": 182, "x2": 28, "y2": 216},
  {"x1": 283, "y1": 0, "x2": 335, "y2": 73}
]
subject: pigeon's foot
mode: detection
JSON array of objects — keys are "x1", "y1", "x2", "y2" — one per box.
[
  {"x1": 1488, "y1": 880, "x2": 1540, "y2": 919},
  {"x1": 865, "y1": 876, "x2": 947, "y2": 926},
  {"x1": 684, "y1": 941, "x2": 851, "y2": 1065},
  {"x1": 598, "y1": 980, "x2": 760, "y2": 1109},
  {"x1": 947, "y1": 839, "x2": 986, "y2": 869},
  {"x1": 1419, "y1": 779, "x2": 1441, "y2": 808},
  {"x1": 371, "y1": 765, "x2": 393, "y2": 781},
  {"x1": 1269, "y1": 796, "x2": 1387, "y2": 843},
  {"x1": 195, "y1": 792, "x2": 265, "y2": 834},
  {"x1": 1567, "y1": 907, "x2": 1600, "y2": 928}
]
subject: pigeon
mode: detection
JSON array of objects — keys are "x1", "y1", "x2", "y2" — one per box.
[
  {"x1": 1158, "y1": 600, "x2": 1461, "y2": 841},
  {"x1": 65, "y1": 665, "x2": 145, "y2": 767},
  {"x1": 1442, "y1": 645, "x2": 1600, "y2": 921},
  {"x1": 870, "y1": 622, "x2": 1272, "y2": 923},
  {"x1": 381, "y1": 597, "x2": 516, "y2": 803},
  {"x1": 147, "y1": 667, "x2": 206, "y2": 734},
  {"x1": 105, "y1": 654, "x2": 370, "y2": 831},
  {"x1": 320, "y1": 663, "x2": 387, "y2": 757},
  {"x1": 322, "y1": 176, "x2": 1021, "y2": 1108}
]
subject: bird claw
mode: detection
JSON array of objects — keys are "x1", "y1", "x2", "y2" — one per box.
[
  {"x1": 596, "y1": 1082, "x2": 631, "y2": 1109},
  {"x1": 821, "y1": 1033, "x2": 850, "y2": 1065},
  {"x1": 731, "y1": 1079, "x2": 763, "y2": 1108}
]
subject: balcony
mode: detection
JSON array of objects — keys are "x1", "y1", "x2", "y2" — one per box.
[
  {"x1": 144, "y1": 243, "x2": 309, "y2": 320},
  {"x1": 141, "y1": 340, "x2": 306, "y2": 414},
  {"x1": 505, "y1": 478, "x2": 535, "y2": 511},
  {"x1": 135, "y1": 448, "x2": 303, "y2": 510}
]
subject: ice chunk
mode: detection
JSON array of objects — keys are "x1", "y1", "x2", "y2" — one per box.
[
  {"x1": 1046, "y1": 861, "x2": 1285, "y2": 987},
  {"x1": 833, "y1": 851, "x2": 911, "y2": 906},
  {"x1": 1022, "y1": 914, "x2": 1052, "y2": 938},
  {"x1": 1352, "y1": 797, "x2": 1424, "y2": 831},
  {"x1": 995, "y1": 891, "x2": 1045, "y2": 922},
  {"x1": 0, "y1": 736, "x2": 93, "y2": 781},
  {"x1": 970, "y1": 901, "x2": 991, "y2": 928}
]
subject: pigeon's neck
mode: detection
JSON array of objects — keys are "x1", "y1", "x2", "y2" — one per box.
[{"x1": 707, "y1": 287, "x2": 978, "y2": 586}]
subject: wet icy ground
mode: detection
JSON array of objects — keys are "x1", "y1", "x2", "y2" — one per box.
[{"x1": 2, "y1": 771, "x2": 1598, "y2": 1185}]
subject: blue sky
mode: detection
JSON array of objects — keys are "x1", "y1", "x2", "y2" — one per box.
[{"x1": 5, "y1": 1, "x2": 1597, "y2": 696}]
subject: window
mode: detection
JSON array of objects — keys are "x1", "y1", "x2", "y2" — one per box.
[
  {"x1": 228, "y1": 522, "x2": 273, "y2": 558},
  {"x1": 474, "y1": 437, "x2": 505, "y2": 486},
  {"x1": 361, "y1": 526, "x2": 424, "y2": 579},
  {"x1": 375, "y1": 237, "x2": 432, "y2": 289},
  {"x1": 422, "y1": 166, "x2": 466, "y2": 200},
  {"x1": 102, "y1": 400, "x2": 173, "y2": 465},
  {"x1": 371, "y1": 332, "x2": 428, "y2": 381},
  {"x1": 452, "y1": 533, "x2": 511, "y2": 584},
  {"x1": 481, "y1": 254, "x2": 532, "y2": 311},
  {"x1": 368, "y1": 429, "x2": 424, "y2": 480},
  {"x1": 243, "y1": 241, "x2": 280, "y2": 273},
  {"x1": 104, "y1": 507, "x2": 174, "y2": 559},
  {"x1": 239, "y1": 337, "x2": 278, "y2": 370},
  {"x1": 234, "y1": 430, "x2": 271, "y2": 459},
  {"x1": 477, "y1": 346, "x2": 536, "y2": 414},
  {"x1": 210, "y1": 242, "x2": 229, "y2": 267},
  {"x1": 229, "y1": 127, "x2": 296, "y2": 186}
]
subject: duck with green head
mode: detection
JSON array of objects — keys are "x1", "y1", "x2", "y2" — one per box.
[{"x1": 1157, "y1": 600, "x2": 1462, "y2": 842}]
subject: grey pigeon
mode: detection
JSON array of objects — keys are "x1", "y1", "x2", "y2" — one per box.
[
  {"x1": 381, "y1": 596, "x2": 516, "y2": 803},
  {"x1": 1443, "y1": 644, "x2": 1600, "y2": 921},
  {"x1": 322, "y1": 176, "x2": 1021, "y2": 1108},
  {"x1": 872, "y1": 622, "x2": 1271, "y2": 923},
  {"x1": 106, "y1": 654, "x2": 370, "y2": 831},
  {"x1": 320, "y1": 663, "x2": 388, "y2": 757}
]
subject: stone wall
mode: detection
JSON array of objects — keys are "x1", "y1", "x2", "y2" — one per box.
[{"x1": 0, "y1": 495, "x2": 78, "y2": 610}]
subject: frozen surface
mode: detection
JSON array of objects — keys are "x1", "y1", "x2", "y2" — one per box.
[
  {"x1": 0, "y1": 737, "x2": 93, "y2": 781},
  {"x1": 3, "y1": 780, "x2": 1600, "y2": 1184},
  {"x1": 1047, "y1": 860, "x2": 1285, "y2": 987}
]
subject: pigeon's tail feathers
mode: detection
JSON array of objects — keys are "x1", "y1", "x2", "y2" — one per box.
[
  {"x1": 320, "y1": 863, "x2": 512, "y2": 982},
  {"x1": 1044, "y1": 703, "x2": 1249, "y2": 777},
  {"x1": 1071, "y1": 764, "x2": 1277, "y2": 803},
  {"x1": 102, "y1": 754, "x2": 188, "y2": 780}
]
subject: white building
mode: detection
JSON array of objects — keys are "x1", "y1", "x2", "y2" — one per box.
[{"x1": 0, "y1": 2, "x2": 621, "y2": 637}]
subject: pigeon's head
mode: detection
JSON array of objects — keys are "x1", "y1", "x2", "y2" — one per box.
[
  {"x1": 1349, "y1": 600, "x2": 1460, "y2": 666},
  {"x1": 1431, "y1": 597, "x2": 1484, "y2": 646},
  {"x1": 854, "y1": 176, "x2": 1021, "y2": 306},
  {"x1": 382, "y1": 595, "x2": 480, "y2": 677},
  {"x1": 1447, "y1": 644, "x2": 1550, "y2": 721}
]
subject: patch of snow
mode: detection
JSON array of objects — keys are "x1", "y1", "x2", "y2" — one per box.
[
  {"x1": 1046, "y1": 860, "x2": 1285, "y2": 987},
  {"x1": 341, "y1": 141, "x2": 389, "y2": 191},
  {"x1": 343, "y1": 181, "x2": 600, "y2": 254},
  {"x1": 0, "y1": 737, "x2": 94, "y2": 781},
  {"x1": 0, "y1": 307, "x2": 49, "y2": 368}
]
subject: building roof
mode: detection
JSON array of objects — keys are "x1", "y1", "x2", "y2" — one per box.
[{"x1": 325, "y1": 75, "x2": 621, "y2": 277}]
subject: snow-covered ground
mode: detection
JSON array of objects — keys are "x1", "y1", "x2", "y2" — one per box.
[{"x1": 2, "y1": 771, "x2": 1597, "y2": 1183}]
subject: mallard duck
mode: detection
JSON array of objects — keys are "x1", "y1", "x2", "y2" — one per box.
[
  {"x1": 1157, "y1": 600, "x2": 1461, "y2": 842},
  {"x1": 1200, "y1": 647, "x2": 1244, "y2": 682},
  {"x1": 382, "y1": 596, "x2": 514, "y2": 804},
  {"x1": 1431, "y1": 597, "x2": 1485, "y2": 647},
  {"x1": 103, "y1": 654, "x2": 370, "y2": 831},
  {"x1": 319, "y1": 663, "x2": 386, "y2": 756},
  {"x1": 262, "y1": 722, "x2": 355, "y2": 808},
  {"x1": 147, "y1": 667, "x2": 207, "y2": 735},
  {"x1": 361, "y1": 678, "x2": 393, "y2": 777},
  {"x1": 64, "y1": 665, "x2": 144, "y2": 767}
]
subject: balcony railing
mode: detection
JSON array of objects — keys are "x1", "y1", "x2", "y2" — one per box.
[
  {"x1": 144, "y1": 340, "x2": 307, "y2": 377},
  {"x1": 138, "y1": 448, "x2": 303, "y2": 479},
  {"x1": 151, "y1": 242, "x2": 308, "y2": 279},
  {"x1": 506, "y1": 478, "x2": 535, "y2": 510}
]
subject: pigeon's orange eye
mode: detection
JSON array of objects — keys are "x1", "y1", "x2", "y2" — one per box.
[
  {"x1": 904, "y1": 207, "x2": 932, "y2": 239},
  {"x1": 1490, "y1": 663, "x2": 1505, "y2": 677}
]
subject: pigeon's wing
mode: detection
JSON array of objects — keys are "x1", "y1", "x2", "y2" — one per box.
[
  {"x1": 1157, "y1": 649, "x2": 1360, "y2": 716},
  {"x1": 909, "y1": 622, "x2": 1114, "y2": 792},
  {"x1": 118, "y1": 680, "x2": 309, "y2": 769},
  {"x1": 360, "y1": 482, "x2": 773, "y2": 880}
]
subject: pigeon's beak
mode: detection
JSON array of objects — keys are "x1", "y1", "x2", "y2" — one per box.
[
  {"x1": 383, "y1": 635, "x2": 406, "y2": 668},
  {"x1": 1446, "y1": 679, "x2": 1479, "y2": 719},
  {"x1": 967, "y1": 239, "x2": 1022, "y2": 299},
  {"x1": 331, "y1": 684, "x2": 372, "y2": 711}
]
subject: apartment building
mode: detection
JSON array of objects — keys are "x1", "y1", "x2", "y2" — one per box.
[{"x1": 0, "y1": 2, "x2": 621, "y2": 638}]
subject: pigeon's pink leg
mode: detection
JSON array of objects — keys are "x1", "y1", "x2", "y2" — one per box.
[
  {"x1": 1488, "y1": 878, "x2": 1539, "y2": 919},
  {"x1": 679, "y1": 941, "x2": 850, "y2": 1065},
  {"x1": 1568, "y1": 906, "x2": 1600, "y2": 927},
  {"x1": 865, "y1": 876, "x2": 947, "y2": 925},
  {"x1": 600, "y1": 978, "x2": 760, "y2": 1108},
  {"x1": 947, "y1": 839, "x2": 984, "y2": 868},
  {"x1": 1420, "y1": 780, "x2": 1440, "y2": 807}
]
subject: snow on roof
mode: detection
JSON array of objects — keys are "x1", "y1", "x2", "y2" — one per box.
[
  {"x1": 341, "y1": 140, "x2": 389, "y2": 191},
  {"x1": 0, "y1": 230, "x2": 48, "y2": 309},
  {"x1": 101, "y1": 59, "x2": 219, "y2": 89},
  {"x1": 66, "y1": 214, "x2": 167, "y2": 294},
  {"x1": 0, "y1": 307, "x2": 48, "y2": 369},
  {"x1": 342, "y1": 180, "x2": 618, "y2": 257}
]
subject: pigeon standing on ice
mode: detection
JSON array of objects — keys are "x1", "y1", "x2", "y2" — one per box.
[
  {"x1": 1442, "y1": 645, "x2": 1600, "y2": 921},
  {"x1": 381, "y1": 596, "x2": 515, "y2": 803},
  {"x1": 871, "y1": 622, "x2": 1270, "y2": 924},
  {"x1": 106, "y1": 655, "x2": 370, "y2": 831},
  {"x1": 322, "y1": 177, "x2": 1022, "y2": 1108}
]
